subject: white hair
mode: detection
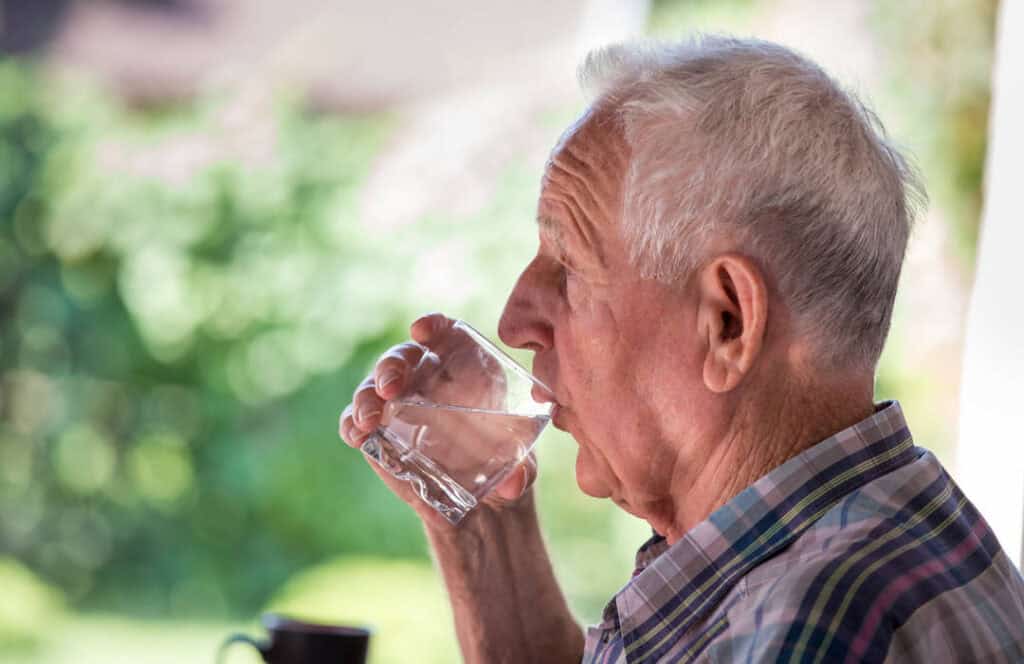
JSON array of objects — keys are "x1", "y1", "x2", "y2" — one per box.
[{"x1": 579, "y1": 35, "x2": 926, "y2": 370}]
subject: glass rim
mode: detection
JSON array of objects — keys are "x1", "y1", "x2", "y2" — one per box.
[{"x1": 452, "y1": 319, "x2": 554, "y2": 400}]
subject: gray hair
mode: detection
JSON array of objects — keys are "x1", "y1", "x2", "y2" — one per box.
[{"x1": 579, "y1": 35, "x2": 926, "y2": 370}]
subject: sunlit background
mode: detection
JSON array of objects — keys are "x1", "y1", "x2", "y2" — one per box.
[{"x1": 0, "y1": 1, "x2": 1004, "y2": 662}]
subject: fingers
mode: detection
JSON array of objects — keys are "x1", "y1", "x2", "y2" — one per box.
[
  {"x1": 339, "y1": 379, "x2": 378, "y2": 447},
  {"x1": 373, "y1": 342, "x2": 426, "y2": 400},
  {"x1": 410, "y1": 312, "x2": 455, "y2": 346},
  {"x1": 338, "y1": 318, "x2": 442, "y2": 450},
  {"x1": 339, "y1": 335, "x2": 433, "y2": 448},
  {"x1": 338, "y1": 404, "x2": 365, "y2": 448},
  {"x1": 350, "y1": 375, "x2": 384, "y2": 434}
]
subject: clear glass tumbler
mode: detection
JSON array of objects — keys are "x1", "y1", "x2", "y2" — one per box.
[{"x1": 360, "y1": 321, "x2": 554, "y2": 524}]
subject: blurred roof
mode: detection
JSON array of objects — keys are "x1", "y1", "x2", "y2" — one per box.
[{"x1": 2, "y1": 0, "x2": 648, "y2": 109}]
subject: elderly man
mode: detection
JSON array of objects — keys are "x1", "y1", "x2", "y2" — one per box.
[{"x1": 339, "y1": 36, "x2": 1024, "y2": 663}]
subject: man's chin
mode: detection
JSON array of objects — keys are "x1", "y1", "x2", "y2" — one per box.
[{"x1": 574, "y1": 452, "x2": 613, "y2": 499}]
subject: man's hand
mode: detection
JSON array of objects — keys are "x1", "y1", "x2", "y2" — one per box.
[
  {"x1": 338, "y1": 312, "x2": 582, "y2": 663},
  {"x1": 338, "y1": 312, "x2": 538, "y2": 530}
]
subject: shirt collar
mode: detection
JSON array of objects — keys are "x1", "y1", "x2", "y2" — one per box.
[{"x1": 609, "y1": 400, "x2": 916, "y2": 655}]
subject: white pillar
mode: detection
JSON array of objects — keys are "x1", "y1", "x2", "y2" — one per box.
[{"x1": 957, "y1": 0, "x2": 1024, "y2": 570}]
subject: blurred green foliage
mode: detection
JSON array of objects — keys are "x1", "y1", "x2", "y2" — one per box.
[
  {"x1": 0, "y1": 56, "x2": 647, "y2": 651},
  {"x1": 873, "y1": 0, "x2": 999, "y2": 262},
  {"x1": 268, "y1": 557, "x2": 459, "y2": 664},
  {"x1": 0, "y1": 59, "x2": 431, "y2": 619},
  {"x1": 0, "y1": 557, "x2": 64, "y2": 649}
]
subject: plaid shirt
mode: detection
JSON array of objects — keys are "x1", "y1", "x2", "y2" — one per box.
[{"x1": 583, "y1": 401, "x2": 1024, "y2": 663}]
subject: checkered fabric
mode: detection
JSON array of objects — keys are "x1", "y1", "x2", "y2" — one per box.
[{"x1": 582, "y1": 401, "x2": 1024, "y2": 663}]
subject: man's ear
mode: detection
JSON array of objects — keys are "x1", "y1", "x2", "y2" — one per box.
[{"x1": 697, "y1": 253, "x2": 768, "y2": 393}]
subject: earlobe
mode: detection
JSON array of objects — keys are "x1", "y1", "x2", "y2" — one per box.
[
  {"x1": 703, "y1": 351, "x2": 733, "y2": 393},
  {"x1": 698, "y1": 254, "x2": 768, "y2": 393}
]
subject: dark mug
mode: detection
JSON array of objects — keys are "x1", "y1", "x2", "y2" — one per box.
[{"x1": 218, "y1": 613, "x2": 371, "y2": 664}]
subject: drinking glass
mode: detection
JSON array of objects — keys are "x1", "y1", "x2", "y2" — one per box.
[{"x1": 360, "y1": 321, "x2": 554, "y2": 524}]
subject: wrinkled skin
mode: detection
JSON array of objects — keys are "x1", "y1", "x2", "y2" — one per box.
[
  {"x1": 340, "y1": 103, "x2": 873, "y2": 542},
  {"x1": 497, "y1": 105, "x2": 716, "y2": 523}
]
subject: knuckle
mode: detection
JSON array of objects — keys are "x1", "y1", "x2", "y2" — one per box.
[
  {"x1": 353, "y1": 377, "x2": 375, "y2": 399},
  {"x1": 411, "y1": 313, "x2": 448, "y2": 342},
  {"x1": 377, "y1": 344, "x2": 419, "y2": 369},
  {"x1": 376, "y1": 354, "x2": 406, "y2": 371},
  {"x1": 417, "y1": 311, "x2": 444, "y2": 325},
  {"x1": 355, "y1": 380, "x2": 379, "y2": 399}
]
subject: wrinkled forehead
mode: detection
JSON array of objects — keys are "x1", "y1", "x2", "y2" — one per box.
[
  {"x1": 545, "y1": 103, "x2": 630, "y2": 174},
  {"x1": 537, "y1": 103, "x2": 631, "y2": 270}
]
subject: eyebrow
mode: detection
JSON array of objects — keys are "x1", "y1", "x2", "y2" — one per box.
[
  {"x1": 536, "y1": 215, "x2": 562, "y2": 243},
  {"x1": 537, "y1": 215, "x2": 575, "y2": 266},
  {"x1": 537, "y1": 214, "x2": 606, "y2": 270}
]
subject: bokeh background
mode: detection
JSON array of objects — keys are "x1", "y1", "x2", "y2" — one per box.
[{"x1": 0, "y1": 0, "x2": 1004, "y2": 662}]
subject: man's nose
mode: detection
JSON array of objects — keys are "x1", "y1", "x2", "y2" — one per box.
[{"x1": 498, "y1": 263, "x2": 554, "y2": 353}]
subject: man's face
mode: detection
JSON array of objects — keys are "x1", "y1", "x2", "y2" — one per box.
[{"x1": 498, "y1": 108, "x2": 716, "y2": 517}]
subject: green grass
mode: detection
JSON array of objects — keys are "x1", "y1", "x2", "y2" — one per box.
[{"x1": 1, "y1": 615, "x2": 260, "y2": 664}]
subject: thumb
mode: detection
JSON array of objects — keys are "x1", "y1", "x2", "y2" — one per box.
[{"x1": 492, "y1": 453, "x2": 538, "y2": 502}]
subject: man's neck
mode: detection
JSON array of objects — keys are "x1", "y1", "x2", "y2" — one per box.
[{"x1": 657, "y1": 375, "x2": 876, "y2": 545}]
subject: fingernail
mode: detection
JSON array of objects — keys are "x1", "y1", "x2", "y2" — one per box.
[
  {"x1": 377, "y1": 371, "x2": 399, "y2": 391},
  {"x1": 357, "y1": 407, "x2": 380, "y2": 425}
]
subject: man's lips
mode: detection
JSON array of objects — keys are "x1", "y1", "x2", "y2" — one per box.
[
  {"x1": 529, "y1": 375, "x2": 567, "y2": 430},
  {"x1": 551, "y1": 404, "x2": 568, "y2": 431}
]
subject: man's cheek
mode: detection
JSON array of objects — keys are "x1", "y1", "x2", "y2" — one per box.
[
  {"x1": 568, "y1": 306, "x2": 620, "y2": 365},
  {"x1": 592, "y1": 298, "x2": 625, "y2": 348}
]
